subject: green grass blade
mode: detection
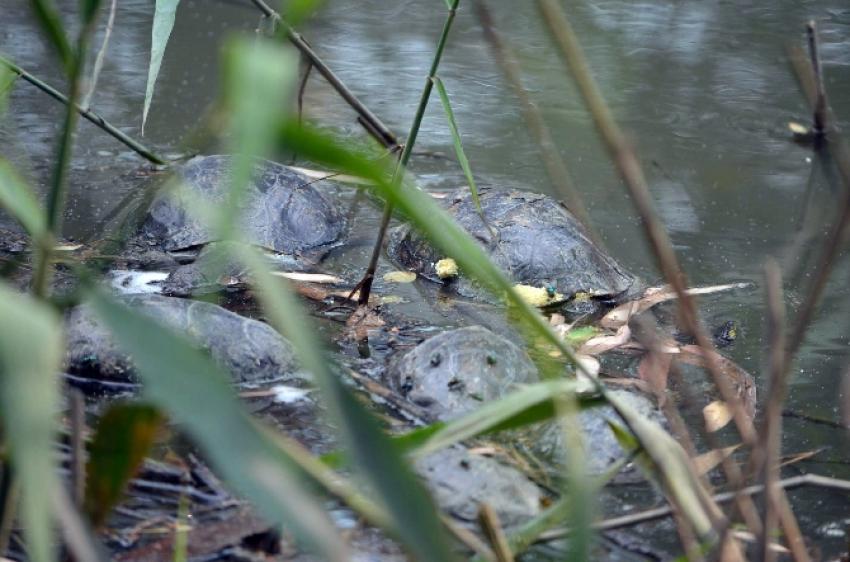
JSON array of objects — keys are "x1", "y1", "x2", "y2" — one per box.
[
  {"x1": 214, "y1": 38, "x2": 458, "y2": 562},
  {"x1": 79, "y1": 0, "x2": 103, "y2": 25},
  {"x1": 0, "y1": 160, "x2": 47, "y2": 238},
  {"x1": 0, "y1": 65, "x2": 17, "y2": 117},
  {"x1": 0, "y1": 281, "x2": 63, "y2": 562},
  {"x1": 30, "y1": 0, "x2": 74, "y2": 74},
  {"x1": 84, "y1": 403, "x2": 163, "y2": 528},
  {"x1": 274, "y1": 121, "x2": 596, "y2": 557},
  {"x1": 85, "y1": 290, "x2": 350, "y2": 561},
  {"x1": 410, "y1": 379, "x2": 592, "y2": 458},
  {"x1": 142, "y1": 0, "x2": 180, "y2": 134},
  {"x1": 432, "y1": 76, "x2": 484, "y2": 216},
  {"x1": 606, "y1": 392, "x2": 716, "y2": 541}
]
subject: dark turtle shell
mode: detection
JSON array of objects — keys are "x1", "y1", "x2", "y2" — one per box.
[
  {"x1": 140, "y1": 155, "x2": 346, "y2": 256},
  {"x1": 388, "y1": 187, "x2": 636, "y2": 301},
  {"x1": 65, "y1": 294, "x2": 303, "y2": 386}
]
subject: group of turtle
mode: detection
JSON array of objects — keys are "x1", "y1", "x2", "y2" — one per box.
[{"x1": 57, "y1": 154, "x2": 656, "y2": 546}]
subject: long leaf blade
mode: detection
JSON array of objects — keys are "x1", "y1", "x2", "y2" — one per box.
[
  {"x1": 0, "y1": 160, "x2": 47, "y2": 238},
  {"x1": 0, "y1": 281, "x2": 63, "y2": 562},
  {"x1": 30, "y1": 0, "x2": 74, "y2": 74},
  {"x1": 215, "y1": 38, "x2": 458, "y2": 562},
  {"x1": 432, "y1": 76, "x2": 484, "y2": 215},
  {"x1": 84, "y1": 403, "x2": 163, "y2": 528},
  {"x1": 142, "y1": 0, "x2": 180, "y2": 134}
]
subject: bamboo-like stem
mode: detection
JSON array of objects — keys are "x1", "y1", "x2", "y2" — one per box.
[
  {"x1": 535, "y1": 0, "x2": 756, "y2": 445},
  {"x1": 32, "y1": 26, "x2": 92, "y2": 297},
  {"x1": 756, "y1": 261, "x2": 787, "y2": 562},
  {"x1": 0, "y1": 56, "x2": 166, "y2": 165},
  {"x1": 246, "y1": 0, "x2": 399, "y2": 149},
  {"x1": 471, "y1": 0, "x2": 600, "y2": 245},
  {"x1": 534, "y1": 1, "x2": 773, "y2": 550},
  {"x1": 354, "y1": 0, "x2": 461, "y2": 306}
]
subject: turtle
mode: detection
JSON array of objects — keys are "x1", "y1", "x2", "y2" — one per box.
[
  {"x1": 387, "y1": 325, "x2": 664, "y2": 476},
  {"x1": 415, "y1": 445, "x2": 543, "y2": 530},
  {"x1": 64, "y1": 294, "x2": 305, "y2": 387},
  {"x1": 124, "y1": 155, "x2": 347, "y2": 296},
  {"x1": 386, "y1": 325, "x2": 538, "y2": 420},
  {"x1": 387, "y1": 186, "x2": 637, "y2": 306}
]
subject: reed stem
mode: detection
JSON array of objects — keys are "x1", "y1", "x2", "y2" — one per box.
[
  {"x1": 0, "y1": 56, "x2": 166, "y2": 166},
  {"x1": 355, "y1": 0, "x2": 461, "y2": 306}
]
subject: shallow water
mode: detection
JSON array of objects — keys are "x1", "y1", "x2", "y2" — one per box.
[{"x1": 3, "y1": 0, "x2": 850, "y2": 557}]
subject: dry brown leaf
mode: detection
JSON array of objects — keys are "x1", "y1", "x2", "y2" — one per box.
[
  {"x1": 691, "y1": 444, "x2": 741, "y2": 475},
  {"x1": 703, "y1": 400, "x2": 733, "y2": 432},
  {"x1": 677, "y1": 345, "x2": 757, "y2": 420},
  {"x1": 788, "y1": 121, "x2": 809, "y2": 135},
  {"x1": 578, "y1": 324, "x2": 631, "y2": 355},
  {"x1": 637, "y1": 351, "x2": 672, "y2": 400},
  {"x1": 383, "y1": 270, "x2": 417, "y2": 283},
  {"x1": 600, "y1": 282, "x2": 750, "y2": 329}
]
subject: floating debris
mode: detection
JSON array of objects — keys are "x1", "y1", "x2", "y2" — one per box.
[{"x1": 434, "y1": 258, "x2": 458, "y2": 279}]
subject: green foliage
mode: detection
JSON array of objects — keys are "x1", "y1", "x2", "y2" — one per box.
[
  {"x1": 0, "y1": 160, "x2": 47, "y2": 238},
  {"x1": 0, "y1": 66, "x2": 16, "y2": 117},
  {"x1": 84, "y1": 404, "x2": 163, "y2": 528},
  {"x1": 0, "y1": 281, "x2": 63, "y2": 562},
  {"x1": 79, "y1": 0, "x2": 103, "y2": 25},
  {"x1": 142, "y1": 0, "x2": 180, "y2": 134},
  {"x1": 432, "y1": 76, "x2": 485, "y2": 217},
  {"x1": 216, "y1": 37, "x2": 458, "y2": 561},
  {"x1": 29, "y1": 0, "x2": 74, "y2": 74}
]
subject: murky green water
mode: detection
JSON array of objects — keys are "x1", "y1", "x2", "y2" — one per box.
[{"x1": 3, "y1": 0, "x2": 850, "y2": 558}]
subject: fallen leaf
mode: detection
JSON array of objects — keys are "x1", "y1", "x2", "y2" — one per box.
[
  {"x1": 703, "y1": 400, "x2": 733, "y2": 432},
  {"x1": 788, "y1": 121, "x2": 809, "y2": 135},
  {"x1": 383, "y1": 271, "x2": 417, "y2": 283},
  {"x1": 600, "y1": 282, "x2": 750, "y2": 329},
  {"x1": 637, "y1": 351, "x2": 672, "y2": 399},
  {"x1": 435, "y1": 258, "x2": 458, "y2": 279},
  {"x1": 692, "y1": 444, "x2": 740, "y2": 475},
  {"x1": 578, "y1": 324, "x2": 631, "y2": 355},
  {"x1": 270, "y1": 271, "x2": 343, "y2": 284}
]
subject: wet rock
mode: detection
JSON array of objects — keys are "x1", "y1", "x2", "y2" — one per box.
[
  {"x1": 65, "y1": 294, "x2": 304, "y2": 386},
  {"x1": 415, "y1": 445, "x2": 543, "y2": 529},
  {"x1": 386, "y1": 326, "x2": 538, "y2": 420},
  {"x1": 388, "y1": 186, "x2": 637, "y2": 303}
]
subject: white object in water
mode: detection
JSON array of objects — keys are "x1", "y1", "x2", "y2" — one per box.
[
  {"x1": 271, "y1": 385, "x2": 312, "y2": 404},
  {"x1": 109, "y1": 270, "x2": 168, "y2": 294}
]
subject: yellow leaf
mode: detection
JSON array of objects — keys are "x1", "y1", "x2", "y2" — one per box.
[
  {"x1": 382, "y1": 271, "x2": 417, "y2": 283},
  {"x1": 788, "y1": 121, "x2": 809, "y2": 135},
  {"x1": 703, "y1": 400, "x2": 733, "y2": 432}
]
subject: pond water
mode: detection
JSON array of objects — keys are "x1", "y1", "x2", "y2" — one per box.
[{"x1": 3, "y1": 0, "x2": 850, "y2": 558}]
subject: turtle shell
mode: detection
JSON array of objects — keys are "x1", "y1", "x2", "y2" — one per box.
[
  {"x1": 388, "y1": 187, "x2": 636, "y2": 301},
  {"x1": 140, "y1": 155, "x2": 346, "y2": 255}
]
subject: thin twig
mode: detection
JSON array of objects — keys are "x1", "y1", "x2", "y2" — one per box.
[
  {"x1": 535, "y1": 0, "x2": 756, "y2": 446},
  {"x1": 537, "y1": 473, "x2": 850, "y2": 543},
  {"x1": 478, "y1": 504, "x2": 514, "y2": 562},
  {"x1": 806, "y1": 21, "x2": 827, "y2": 136},
  {"x1": 81, "y1": 0, "x2": 117, "y2": 110},
  {"x1": 0, "y1": 56, "x2": 165, "y2": 165},
  {"x1": 471, "y1": 0, "x2": 600, "y2": 245}
]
